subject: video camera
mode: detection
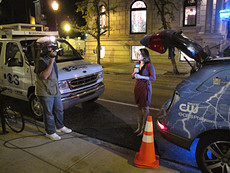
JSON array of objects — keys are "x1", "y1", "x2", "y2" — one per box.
[
  {"x1": 36, "y1": 36, "x2": 63, "y2": 57},
  {"x1": 48, "y1": 44, "x2": 61, "y2": 52},
  {"x1": 48, "y1": 45, "x2": 63, "y2": 57}
]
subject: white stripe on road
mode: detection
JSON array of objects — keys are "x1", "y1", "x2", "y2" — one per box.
[{"x1": 98, "y1": 98, "x2": 160, "y2": 111}]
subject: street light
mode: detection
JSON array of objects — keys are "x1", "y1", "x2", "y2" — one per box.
[
  {"x1": 51, "y1": 1, "x2": 59, "y2": 31},
  {"x1": 52, "y1": 1, "x2": 59, "y2": 11},
  {"x1": 64, "y1": 24, "x2": 71, "y2": 32}
]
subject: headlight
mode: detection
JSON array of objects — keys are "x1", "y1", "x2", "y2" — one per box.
[
  {"x1": 58, "y1": 80, "x2": 69, "y2": 89},
  {"x1": 98, "y1": 71, "x2": 103, "y2": 79}
]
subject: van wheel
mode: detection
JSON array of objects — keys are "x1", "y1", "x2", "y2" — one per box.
[
  {"x1": 195, "y1": 132, "x2": 230, "y2": 173},
  {"x1": 29, "y1": 93, "x2": 43, "y2": 121}
]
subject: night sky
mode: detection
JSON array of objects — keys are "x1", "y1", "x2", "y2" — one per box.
[
  {"x1": 0, "y1": 0, "x2": 84, "y2": 37},
  {"x1": 0, "y1": 0, "x2": 34, "y2": 24}
]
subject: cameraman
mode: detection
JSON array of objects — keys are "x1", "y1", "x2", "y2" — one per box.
[{"x1": 35, "y1": 36, "x2": 72, "y2": 140}]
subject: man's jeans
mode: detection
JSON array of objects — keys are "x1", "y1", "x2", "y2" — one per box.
[{"x1": 38, "y1": 95, "x2": 64, "y2": 134}]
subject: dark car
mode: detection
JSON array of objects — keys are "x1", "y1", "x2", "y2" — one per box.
[{"x1": 141, "y1": 30, "x2": 230, "y2": 173}]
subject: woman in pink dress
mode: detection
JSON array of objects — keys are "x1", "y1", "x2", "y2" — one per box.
[{"x1": 131, "y1": 48, "x2": 156, "y2": 136}]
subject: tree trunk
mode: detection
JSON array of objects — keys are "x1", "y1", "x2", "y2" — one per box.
[
  {"x1": 170, "y1": 57, "x2": 179, "y2": 74},
  {"x1": 96, "y1": 9, "x2": 101, "y2": 65},
  {"x1": 97, "y1": 37, "x2": 101, "y2": 64}
]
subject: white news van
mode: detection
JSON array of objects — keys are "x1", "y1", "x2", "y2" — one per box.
[{"x1": 0, "y1": 23, "x2": 104, "y2": 120}]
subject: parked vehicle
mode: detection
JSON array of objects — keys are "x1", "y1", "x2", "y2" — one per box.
[
  {"x1": 0, "y1": 23, "x2": 104, "y2": 121},
  {"x1": 141, "y1": 30, "x2": 230, "y2": 173}
]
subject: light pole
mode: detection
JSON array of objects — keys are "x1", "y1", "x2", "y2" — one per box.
[{"x1": 51, "y1": 0, "x2": 59, "y2": 31}]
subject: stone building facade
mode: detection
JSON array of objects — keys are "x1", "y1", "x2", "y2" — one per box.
[{"x1": 84, "y1": 0, "x2": 228, "y2": 64}]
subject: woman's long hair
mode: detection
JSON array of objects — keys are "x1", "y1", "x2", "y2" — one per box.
[{"x1": 140, "y1": 48, "x2": 151, "y2": 63}]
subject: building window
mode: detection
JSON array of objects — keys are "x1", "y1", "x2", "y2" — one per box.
[
  {"x1": 0, "y1": 42, "x2": 2, "y2": 56},
  {"x1": 100, "y1": 46, "x2": 105, "y2": 59},
  {"x1": 183, "y1": 0, "x2": 197, "y2": 26},
  {"x1": 100, "y1": 5, "x2": 106, "y2": 34},
  {"x1": 130, "y1": 1, "x2": 147, "y2": 34},
  {"x1": 131, "y1": 46, "x2": 145, "y2": 61}
]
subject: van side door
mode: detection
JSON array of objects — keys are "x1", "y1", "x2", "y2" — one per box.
[
  {"x1": 0, "y1": 42, "x2": 4, "y2": 89},
  {"x1": 1, "y1": 41, "x2": 30, "y2": 100}
]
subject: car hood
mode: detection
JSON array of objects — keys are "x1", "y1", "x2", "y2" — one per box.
[{"x1": 140, "y1": 30, "x2": 208, "y2": 63}]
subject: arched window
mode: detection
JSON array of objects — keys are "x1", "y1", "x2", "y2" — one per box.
[
  {"x1": 183, "y1": 0, "x2": 197, "y2": 26},
  {"x1": 130, "y1": 1, "x2": 147, "y2": 34},
  {"x1": 100, "y1": 5, "x2": 106, "y2": 28}
]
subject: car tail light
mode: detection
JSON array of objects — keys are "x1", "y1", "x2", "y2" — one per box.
[
  {"x1": 157, "y1": 120, "x2": 167, "y2": 130},
  {"x1": 148, "y1": 32, "x2": 167, "y2": 54}
]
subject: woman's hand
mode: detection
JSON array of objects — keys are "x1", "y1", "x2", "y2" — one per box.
[
  {"x1": 131, "y1": 68, "x2": 137, "y2": 79},
  {"x1": 133, "y1": 68, "x2": 138, "y2": 74},
  {"x1": 135, "y1": 74, "x2": 149, "y2": 80}
]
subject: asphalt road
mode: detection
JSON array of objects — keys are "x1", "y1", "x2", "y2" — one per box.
[{"x1": 101, "y1": 72, "x2": 188, "y2": 108}]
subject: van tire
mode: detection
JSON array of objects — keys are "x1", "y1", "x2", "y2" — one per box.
[
  {"x1": 195, "y1": 132, "x2": 230, "y2": 173},
  {"x1": 29, "y1": 93, "x2": 43, "y2": 121}
]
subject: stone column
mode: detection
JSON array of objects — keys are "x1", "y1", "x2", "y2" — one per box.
[{"x1": 205, "y1": 0, "x2": 213, "y2": 33}]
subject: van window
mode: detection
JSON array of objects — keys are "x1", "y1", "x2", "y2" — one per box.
[
  {"x1": 6, "y1": 42, "x2": 23, "y2": 66},
  {"x1": 20, "y1": 39, "x2": 83, "y2": 64},
  {"x1": 20, "y1": 40, "x2": 36, "y2": 65},
  {"x1": 56, "y1": 39, "x2": 83, "y2": 62},
  {"x1": 0, "y1": 42, "x2": 3, "y2": 56},
  {"x1": 197, "y1": 70, "x2": 230, "y2": 95}
]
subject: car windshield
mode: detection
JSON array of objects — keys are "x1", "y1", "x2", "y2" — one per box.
[
  {"x1": 20, "y1": 39, "x2": 83, "y2": 65},
  {"x1": 56, "y1": 39, "x2": 83, "y2": 62}
]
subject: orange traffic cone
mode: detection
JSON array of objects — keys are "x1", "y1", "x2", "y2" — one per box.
[{"x1": 134, "y1": 115, "x2": 159, "y2": 169}]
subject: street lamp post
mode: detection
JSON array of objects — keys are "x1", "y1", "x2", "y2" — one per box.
[{"x1": 51, "y1": 0, "x2": 59, "y2": 31}]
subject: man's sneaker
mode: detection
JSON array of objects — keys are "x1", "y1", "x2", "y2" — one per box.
[
  {"x1": 46, "y1": 133, "x2": 61, "y2": 140},
  {"x1": 56, "y1": 126, "x2": 72, "y2": 133}
]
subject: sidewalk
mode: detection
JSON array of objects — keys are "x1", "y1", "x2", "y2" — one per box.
[{"x1": 0, "y1": 119, "x2": 179, "y2": 173}]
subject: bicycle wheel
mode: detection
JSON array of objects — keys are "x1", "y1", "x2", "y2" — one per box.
[{"x1": 4, "y1": 106, "x2": 25, "y2": 133}]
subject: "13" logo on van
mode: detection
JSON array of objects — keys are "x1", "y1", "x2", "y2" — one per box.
[{"x1": 6, "y1": 73, "x2": 19, "y2": 85}]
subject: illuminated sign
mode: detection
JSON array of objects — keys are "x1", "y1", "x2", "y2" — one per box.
[
  {"x1": 220, "y1": 9, "x2": 230, "y2": 21},
  {"x1": 220, "y1": 0, "x2": 230, "y2": 21}
]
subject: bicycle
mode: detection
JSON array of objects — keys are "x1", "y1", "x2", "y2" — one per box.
[{"x1": 0, "y1": 87, "x2": 25, "y2": 134}]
